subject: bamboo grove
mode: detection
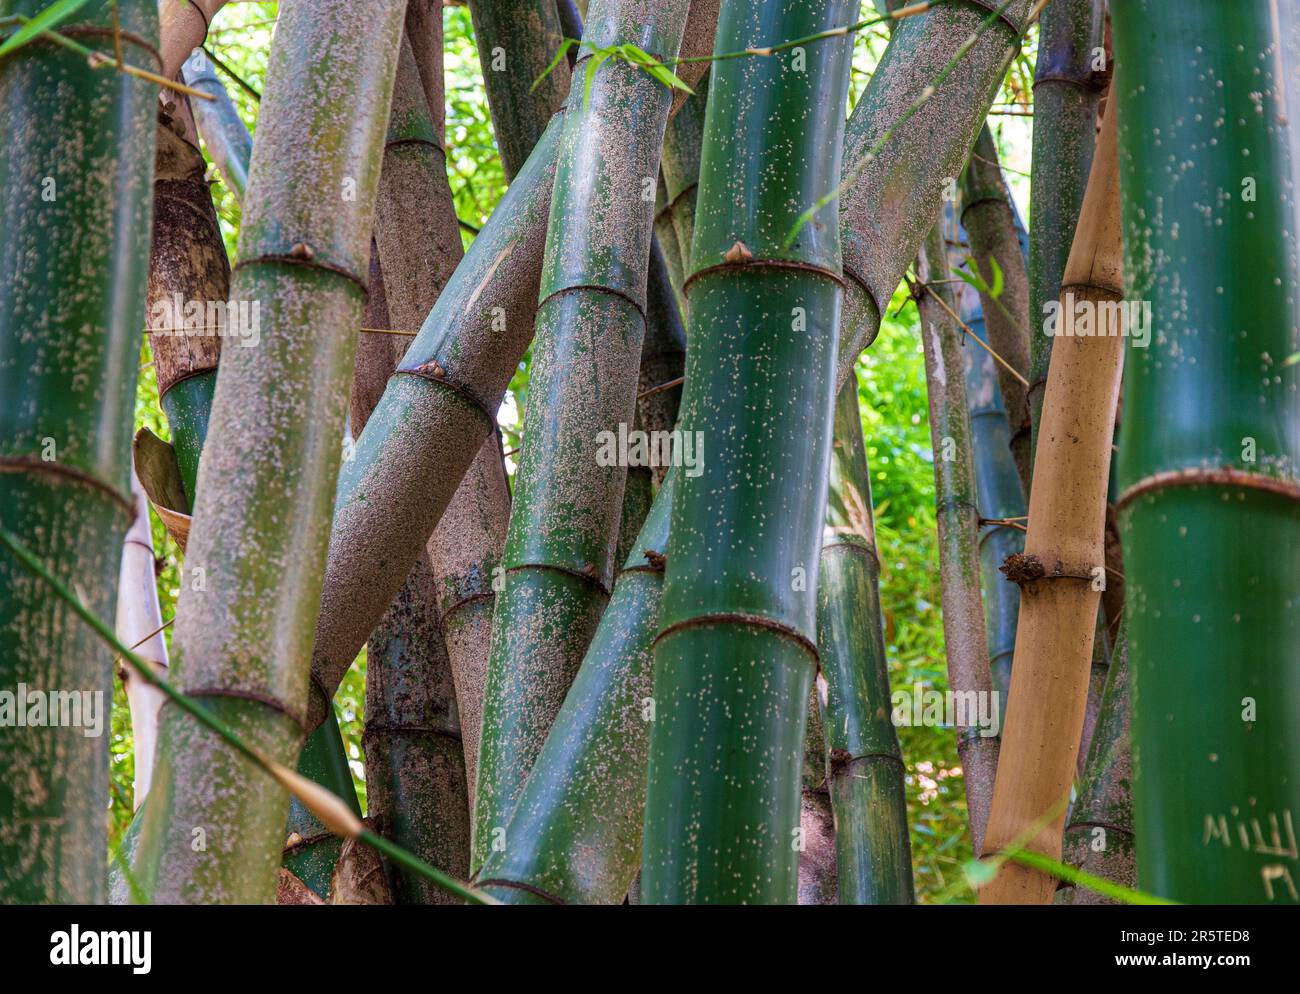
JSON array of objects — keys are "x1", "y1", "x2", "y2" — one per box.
[{"x1": 0, "y1": 0, "x2": 1295, "y2": 908}]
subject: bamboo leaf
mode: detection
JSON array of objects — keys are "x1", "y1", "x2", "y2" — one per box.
[
  {"x1": 618, "y1": 42, "x2": 694, "y2": 95},
  {"x1": 0, "y1": 0, "x2": 94, "y2": 59},
  {"x1": 530, "y1": 37, "x2": 579, "y2": 93},
  {"x1": 582, "y1": 49, "x2": 612, "y2": 111},
  {"x1": 987, "y1": 254, "x2": 1004, "y2": 298}
]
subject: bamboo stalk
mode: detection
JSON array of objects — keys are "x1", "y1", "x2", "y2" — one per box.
[
  {"x1": 0, "y1": 0, "x2": 158, "y2": 904},
  {"x1": 1113, "y1": 0, "x2": 1300, "y2": 903},
  {"x1": 816, "y1": 377, "x2": 915, "y2": 903},
  {"x1": 155, "y1": 60, "x2": 364, "y2": 901},
  {"x1": 146, "y1": 105, "x2": 229, "y2": 512},
  {"x1": 469, "y1": 0, "x2": 1034, "y2": 906},
  {"x1": 641, "y1": 0, "x2": 858, "y2": 904},
  {"x1": 836, "y1": 0, "x2": 1035, "y2": 388},
  {"x1": 133, "y1": 0, "x2": 409, "y2": 904},
  {"x1": 182, "y1": 48, "x2": 252, "y2": 198},
  {"x1": 959, "y1": 127, "x2": 1032, "y2": 495},
  {"x1": 1027, "y1": 0, "x2": 1103, "y2": 465},
  {"x1": 917, "y1": 225, "x2": 999, "y2": 855},
  {"x1": 659, "y1": 68, "x2": 708, "y2": 282},
  {"x1": 308, "y1": 111, "x2": 563, "y2": 733},
  {"x1": 359, "y1": 30, "x2": 474, "y2": 904},
  {"x1": 945, "y1": 212, "x2": 1025, "y2": 703},
  {"x1": 468, "y1": 0, "x2": 572, "y2": 180},
  {"x1": 474, "y1": 475, "x2": 676, "y2": 904},
  {"x1": 635, "y1": 236, "x2": 688, "y2": 489},
  {"x1": 158, "y1": 0, "x2": 225, "y2": 84},
  {"x1": 979, "y1": 104, "x2": 1123, "y2": 904},
  {"x1": 472, "y1": 0, "x2": 692, "y2": 873},
  {"x1": 1058, "y1": 620, "x2": 1134, "y2": 904},
  {"x1": 428, "y1": 434, "x2": 511, "y2": 816}
]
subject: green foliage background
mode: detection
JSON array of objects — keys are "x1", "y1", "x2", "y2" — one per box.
[{"x1": 114, "y1": 2, "x2": 1036, "y2": 904}]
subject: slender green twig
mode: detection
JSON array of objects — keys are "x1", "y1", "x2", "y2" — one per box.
[{"x1": 0, "y1": 527, "x2": 497, "y2": 906}]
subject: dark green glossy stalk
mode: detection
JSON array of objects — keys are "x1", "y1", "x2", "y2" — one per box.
[
  {"x1": 654, "y1": 176, "x2": 687, "y2": 304},
  {"x1": 1027, "y1": 0, "x2": 1102, "y2": 464},
  {"x1": 134, "y1": 0, "x2": 408, "y2": 904},
  {"x1": 467, "y1": 0, "x2": 1034, "y2": 909},
  {"x1": 473, "y1": 0, "x2": 691, "y2": 872},
  {"x1": 1059, "y1": 620, "x2": 1133, "y2": 905},
  {"x1": 1113, "y1": 0, "x2": 1300, "y2": 904},
  {"x1": 916, "y1": 225, "x2": 999, "y2": 854},
  {"x1": 475, "y1": 475, "x2": 675, "y2": 904},
  {"x1": 642, "y1": 0, "x2": 857, "y2": 904},
  {"x1": 0, "y1": 0, "x2": 158, "y2": 904},
  {"x1": 959, "y1": 127, "x2": 1032, "y2": 494},
  {"x1": 469, "y1": 0, "x2": 571, "y2": 180},
  {"x1": 816, "y1": 378, "x2": 914, "y2": 904}
]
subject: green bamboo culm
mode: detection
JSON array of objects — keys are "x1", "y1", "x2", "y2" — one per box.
[
  {"x1": 0, "y1": 525, "x2": 495, "y2": 906},
  {"x1": 468, "y1": 0, "x2": 571, "y2": 180},
  {"x1": 475, "y1": 473, "x2": 676, "y2": 903},
  {"x1": 471, "y1": 0, "x2": 691, "y2": 872},
  {"x1": 155, "y1": 64, "x2": 362, "y2": 900},
  {"x1": 0, "y1": 0, "x2": 158, "y2": 904},
  {"x1": 659, "y1": 68, "x2": 709, "y2": 285},
  {"x1": 1112, "y1": 0, "x2": 1300, "y2": 904},
  {"x1": 1027, "y1": 0, "x2": 1102, "y2": 466},
  {"x1": 132, "y1": 0, "x2": 409, "y2": 904},
  {"x1": 641, "y1": 0, "x2": 857, "y2": 904},
  {"x1": 463, "y1": 0, "x2": 1034, "y2": 906},
  {"x1": 816, "y1": 378, "x2": 915, "y2": 904}
]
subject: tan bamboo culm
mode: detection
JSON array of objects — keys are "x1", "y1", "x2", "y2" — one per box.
[{"x1": 979, "y1": 104, "x2": 1124, "y2": 904}]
